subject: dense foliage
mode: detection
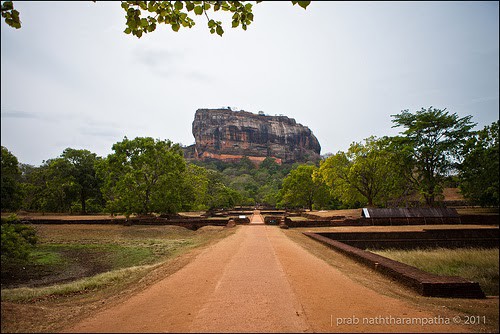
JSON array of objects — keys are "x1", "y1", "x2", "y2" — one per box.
[
  {"x1": 1, "y1": 215, "x2": 38, "y2": 266},
  {"x1": 15, "y1": 149, "x2": 103, "y2": 214},
  {"x1": 278, "y1": 164, "x2": 332, "y2": 211},
  {"x1": 191, "y1": 157, "x2": 296, "y2": 207},
  {"x1": 1, "y1": 146, "x2": 22, "y2": 211},
  {"x1": 183, "y1": 163, "x2": 239, "y2": 210},
  {"x1": 318, "y1": 136, "x2": 410, "y2": 207},
  {"x1": 459, "y1": 121, "x2": 499, "y2": 206}
]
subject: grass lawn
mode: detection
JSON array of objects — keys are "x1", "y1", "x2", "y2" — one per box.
[{"x1": 372, "y1": 248, "x2": 499, "y2": 296}]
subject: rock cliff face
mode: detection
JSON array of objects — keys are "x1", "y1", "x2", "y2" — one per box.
[{"x1": 186, "y1": 108, "x2": 321, "y2": 164}]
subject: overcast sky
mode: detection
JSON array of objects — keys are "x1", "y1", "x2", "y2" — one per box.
[{"x1": 1, "y1": 1, "x2": 499, "y2": 166}]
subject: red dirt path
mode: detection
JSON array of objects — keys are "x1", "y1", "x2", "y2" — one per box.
[{"x1": 65, "y1": 212, "x2": 468, "y2": 333}]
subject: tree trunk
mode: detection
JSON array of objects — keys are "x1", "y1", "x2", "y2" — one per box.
[
  {"x1": 143, "y1": 189, "x2": 150, "y2": 214},
  {"x1": 81, "y1": 190, "x2": 86, "y2": 214},
  {"x1": 424, "y1": 189, "x2": 435, "y2": 207}
]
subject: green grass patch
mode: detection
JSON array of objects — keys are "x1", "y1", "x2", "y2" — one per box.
[
  {"x1": 29, "y1": 249, "x2": 65, "y2": 266},
  {"x1": 36, "y1": 243, "x2": 157, "y2": 269},
  {"x1": 372, "y1": 248, "x2": 499, "y2": 296}
]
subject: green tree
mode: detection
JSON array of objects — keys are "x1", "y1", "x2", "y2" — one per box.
[
  {"x1": 97, "y1": 137, "x2": 186, "y2": 215},
  {"x1": 260, "y1": 157, "x2": 281, "y2": 175},
  {"x1": 318, "y1": 151, "x2": 362, "y2": 207},
  {"x1": 184, "y1": 163, "x2": 210, "y2": 210},
  {"x1": 318, "y1": 137, "x2": 408, "y2": 207},
  {"x1": 256, "y1": 183, "x2": 279, "y2": 207},
  {"x1": 459, "y1": 121, "x2": 499, "y2": 206},
  {"x1": 278, "y1": 164, "x2": 329, "y2": 211},
  {"x1": 203, "y1": 169, "x2": 239, "y2": 209},
  {"x1": 17, "y1": 149, "x2": 103, "y2": 214},
  {"x1": 391, "y1": 107, "x2": 475, "y2": 206},
  {"x1": 229, "y1": 173, "x2": 257, "y2": 205},
  {"x1": 2, "y1": 1, "x2": 310, "y2": 37},
  {"x1": 1, "y1": 146, "x2": 22, "y2": 211},
  {"x1": 44, "y1": 158, "x2": 77, "y2": 212},
  {"x1": 377, "y1": 136, "x2": 419, "y2": 207},
  {"x1": 235, "y1": 156, "x2": 256, "y2": 172},
  {"x1": 255, "y1": 159, "x2": 286, "y2": 207},
  {"x1": 60, "y1": 148, "x2": 103, "y2": 214},
  {"x1": 182, "y1": 163, "x2": 238, "y2": 210},
  {"x1": 17, "y1": 163, "x2": 44, "y2": 212},
  {"x1": 193, "y1": 157, "x2": 290, "y2": 208}
]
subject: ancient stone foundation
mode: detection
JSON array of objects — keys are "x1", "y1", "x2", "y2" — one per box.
[{"x1": 304, "y1": 230, "x2": 499, "y2": 298}]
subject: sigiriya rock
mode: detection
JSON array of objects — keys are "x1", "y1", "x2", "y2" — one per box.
[{"x1": 183, "y1": 108, "x2": 321, "y2": 164}]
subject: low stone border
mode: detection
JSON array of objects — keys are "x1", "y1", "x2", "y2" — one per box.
[
  {"x1": 232, "y1": 217, "x2": 250, "y2": 224},
  {"x1": 317, "y1": 228, "x2": 500, "y2": 250},
  {"x1": 301, "y1": 213, "x2": 346, "y2": 220},
  {"x1": 19, "y1": 217, "x2": 230, "y2": 230},
  {"x1": 460, "y1": 215, "x2": 499, "y2": 225},
  {"x1": 278, "y1": 214, "x2": 499, "y2": 228},
  {"x1": 285, "y1": 219, "x2": 332, "y2": 228},
  {"x1": 263, "y1": 216, "x2": 281, "y2": 225},
  {"x1": 303, "y1": 232, "x2": 488, "y2": 298}
]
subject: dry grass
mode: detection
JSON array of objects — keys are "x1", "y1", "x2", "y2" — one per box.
[
  {"x1": 178, "y1": 211, "x2": 206, "y2": 217},
  {"x1": 455, "y1": 207, "x2": 499, "y2": 215},
  {"x1": 373, "y1": 248, "x2": 499, "y2": 296},
  {"x1": 32, "y1": 224, "x2": 199, "y2": 244}
]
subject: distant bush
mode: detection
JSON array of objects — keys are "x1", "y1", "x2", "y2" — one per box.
[{"x1": 1, "y1": 215, "x2": 37, "y2": 265}]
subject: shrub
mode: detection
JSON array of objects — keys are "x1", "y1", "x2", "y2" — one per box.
[{"x1": 1, "y1": 215, "x2": 37, "y2": 265}]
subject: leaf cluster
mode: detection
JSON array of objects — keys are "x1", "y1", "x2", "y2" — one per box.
[
  {"x1": 1, "y1": 1, "x2": 21, "y2": 29},
  {"x1": 121, "y1": 1, "x2": 310, "y2": 38},
  {"x1": 2, "y1": 1, "x2": 310, "y2": 37}
]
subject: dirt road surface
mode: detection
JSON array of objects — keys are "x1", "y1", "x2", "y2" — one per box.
[{"x1": 65, "y1": 212, "x2": 468, "y2": 333}]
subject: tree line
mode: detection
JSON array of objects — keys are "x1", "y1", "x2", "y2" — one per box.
[
  {"x1": 1, "y1": 107, "x2": 499, "y2": 215},
  {"x1": 280, "y1": 108, "x2": 498, "y2": 210}
]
